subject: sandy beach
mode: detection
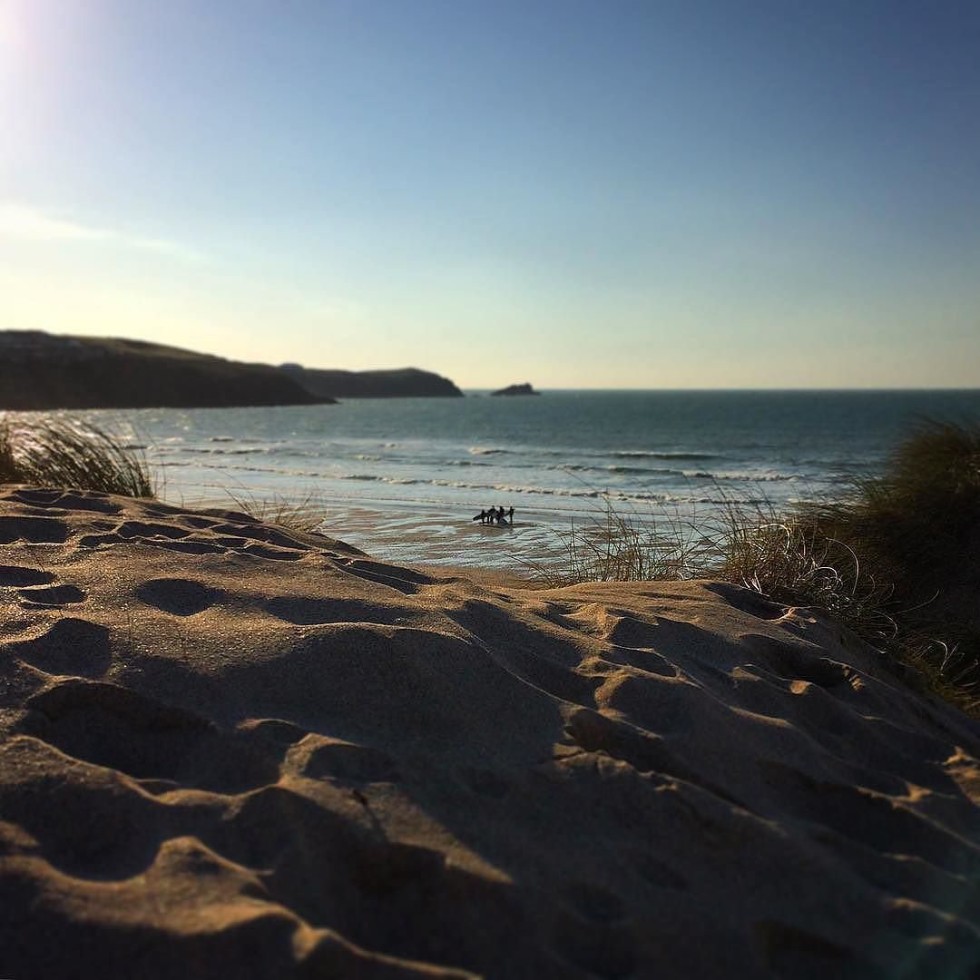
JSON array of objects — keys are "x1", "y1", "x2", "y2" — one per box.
[{"x1": 2, "y1": 485, "x2": 980, "y2": 978}]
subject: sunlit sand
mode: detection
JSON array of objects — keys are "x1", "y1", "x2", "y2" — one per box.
[{"x1": 2, "y1": 486, "x2": 979, "y2": 976}]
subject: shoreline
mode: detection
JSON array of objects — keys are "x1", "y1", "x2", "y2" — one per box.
[{"x1": 175, "y1": 493, "x2": 569, "y2": 574}]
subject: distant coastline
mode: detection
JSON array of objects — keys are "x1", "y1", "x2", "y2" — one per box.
[
  {"x1": 0, "y1": 330, "x2": 464, "y2": 410},
  {"x1": 4, "y1": 329, "x2": 975, "y2": 413},
  {"x1": 282, "y1": 363, "x2": 463, "y2": 399}
]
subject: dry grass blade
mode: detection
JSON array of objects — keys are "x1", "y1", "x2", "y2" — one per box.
[
  {"x1": 519, "y1": 495, "x2": 721, "y2": 587},
  {"x1": 519, "y1": 421, "x2": 980, "y2": 715},
  {"x1": 720, "y1": 512, "x2": 898, "y2": 644}
]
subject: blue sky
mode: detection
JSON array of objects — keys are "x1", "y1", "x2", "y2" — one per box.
[{"x1": 1, "y1": 0, "x2": 978, "y2": 388}]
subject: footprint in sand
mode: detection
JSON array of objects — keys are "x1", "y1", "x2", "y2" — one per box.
[
  {"x1": 239, "y1": 542, "x2": 305, "y2": 561},
  {"x1": 177, "y1": 514, "x2": 224, "y2": 530},
  {"x1": 704, "y1": 582, "x2": 788, "y2": 620},
  {"x1": 135, "y1": 578, "x2": 218, "y2": 616},
  {"x1": 0, "y1": 515, "x2": 70, "y2": 544},
  {"x1": 6, "y1": 488, "x2": 123, "y2": 514},
  {"x1": 152, "y1": 539, "x2": 227, "y2": 555},
  {"x1": 77, "y1": 518, "x2": 228, "y2": 556},
  {"x1": 740, "y1": 633, "x2": 851, "y2": 688},
  {"x1": 237, "y1": 717, "x2": 308, "y2": 746},
  {"x1": 602, "y1": 611, "x2": 662, "y2": 649},
  {"x1": 292, "y1": 736, "x2": 401, "y2": 784},
  {"x1": 19, "y1": 679, "x2": 279, "y2": 793},
  {"x1": 264, "y1": 595, "x2": 407, "y2": 627},
  {"x1": 0, "y1": 564, "x2": 56, "y2": 587},
  {"x1": 338, "y1": 558, "x2": 428, "y2": 595},
  {"x1": 564, "y1": 706, "x2": 699, "y2": 785},
  {"x1": 7, "y1": 618, "x2": 112, "y2": 678},
  {"x1": 18, "y1": 584, "x2": 87, "y2": 607},
  {"x1": 115, "y1": 520, "x2": 193, "y2": 540}
]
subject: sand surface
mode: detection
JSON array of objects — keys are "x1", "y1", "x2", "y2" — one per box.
[{"x1": 2, "y1": 486, "x2": 980, "y2": 978}]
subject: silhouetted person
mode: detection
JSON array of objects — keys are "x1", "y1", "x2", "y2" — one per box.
[
  {"x1": 496, "y1": 505, "x2": 506, "y2": 524},
  {"x1": 508, "y1": 506, "x2": 514, "y2": 524},
  {"x1": 473, "y1": 509, "x2": 487, "y2": 523}
]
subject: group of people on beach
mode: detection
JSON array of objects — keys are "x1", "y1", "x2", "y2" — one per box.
[{"x1": 474, "y1": 505, "x2": 514, "y2": 526}]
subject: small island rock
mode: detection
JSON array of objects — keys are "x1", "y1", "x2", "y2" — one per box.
[{"x1": 491, "y1": 382, "x2": 540, "y2": 397}]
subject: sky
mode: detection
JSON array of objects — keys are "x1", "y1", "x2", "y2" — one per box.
[{"x1": 1, "y1": 0, "x2": 978, "y2": 389}]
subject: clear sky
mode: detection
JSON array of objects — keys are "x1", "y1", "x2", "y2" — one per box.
[{"x1": 1, "y1": 0, "x2": 978, "y2": 388}]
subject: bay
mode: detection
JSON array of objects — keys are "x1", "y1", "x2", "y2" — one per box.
[{"x1": 70, "y1": 389, "x2": 980, "y2": 572}]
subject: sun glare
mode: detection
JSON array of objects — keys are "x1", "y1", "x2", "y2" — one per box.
[{"x1": 0, "y1": 2, "x2": 19, "y2": 49}]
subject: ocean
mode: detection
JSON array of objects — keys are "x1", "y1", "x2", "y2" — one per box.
[{"x1": 73, "y1": 389, "x2": 980, "y2": 572}]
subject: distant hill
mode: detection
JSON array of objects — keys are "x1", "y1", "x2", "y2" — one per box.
[
  {"x1": 282, "y1": 364, "x2": 464, "y2": 399},
  {"x1": 0, "y1": 331, "x2": 330, "y2": 410}
]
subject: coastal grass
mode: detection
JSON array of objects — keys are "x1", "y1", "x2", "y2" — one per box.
[
  {"x1": 719, "y1": 509, "x2": 900, "y2": 646},
  {"x1": 0, "y1": 415, "x2": 154, "y2": 498},
  {"x1": 519, "y1": 499, "x2": 718, "y2": 587},
  {"x1": 0, "y1": 413, "x2": 326, "y2": 534},
  {"x1": 769, "y1": 421, "x2": 980, "y2": 710},
  {"x1": 529, "y1": 421, "x2": 980, "y2": 713},
  {"x1": 225, "y1": 489, "x2": 330, "y2": 536}
]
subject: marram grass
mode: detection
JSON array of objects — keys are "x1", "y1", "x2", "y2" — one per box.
[
  {"x1": 528, "y1": 420, "x2": 980, "y2": 714},
  {"x1": 0, "y1": 415, "x2": 154, "y2": 498},
  {"x1": 224, "y1": 489, "x2": 330, "y2": 535}
]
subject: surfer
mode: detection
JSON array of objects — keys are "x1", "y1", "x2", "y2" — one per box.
[{"x1": 472, "y1": 506, "x2": 513, "y2": 526}]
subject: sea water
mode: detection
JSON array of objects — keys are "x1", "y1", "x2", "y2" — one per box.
[{"x1": 74, "y1": 389, "x2": 980, "y2": 571}]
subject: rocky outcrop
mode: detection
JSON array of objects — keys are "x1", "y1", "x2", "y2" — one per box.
[
  {"x1": 282, "y1": 364, "x2": 463, "y2": 399},
  {"x1": 0, "y1": 332, "x2": 330, "y2": 410},
  {"x1": 491, "y1": 382, "x2": 539, "y2": 396}
]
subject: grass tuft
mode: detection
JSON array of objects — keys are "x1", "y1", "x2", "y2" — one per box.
[
  {"x1": 720, "y1": 512, "x2": 899, "y2": 646},
  {"x1": 528, "y1": 420, "x2": 980, "y2": 713},
  {"x1": 518, "y1": 498, "x2": 716, "y2": 587},
  {"x1": 0, "y1": 415, "x2": 154, "y2": 497},
  {"x1": 224, "y1": 490, "x2": 329, "y2": 535}
]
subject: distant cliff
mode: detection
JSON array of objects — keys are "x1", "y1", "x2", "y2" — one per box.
[
  {"x1": 491, "y1": 383, "x2": 540, "y2": 397},
  {"x1": 282, "y1": 365, "x2": 464, "y2": 399},
  {"x1": 0, "y1": 331, "x2": 330, "y2": 410}
]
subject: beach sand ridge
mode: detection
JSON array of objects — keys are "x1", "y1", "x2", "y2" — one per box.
[{"x1": 1, "y1": 487, "x2": 979, "y2": 978}]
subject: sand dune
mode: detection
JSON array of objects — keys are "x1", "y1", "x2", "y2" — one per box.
[{"x1": 1, "y1": 486, "x2": 979, "y2": 978}]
